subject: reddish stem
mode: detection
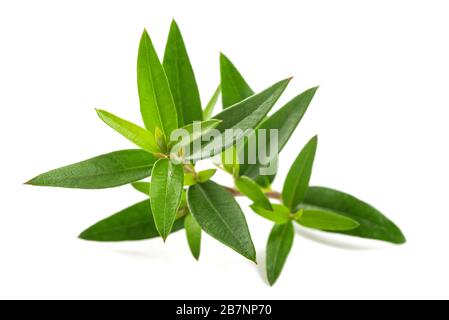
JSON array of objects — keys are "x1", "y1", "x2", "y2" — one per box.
[{"x1": 223, "y1": 186, "x2": 281, "y2": 200}]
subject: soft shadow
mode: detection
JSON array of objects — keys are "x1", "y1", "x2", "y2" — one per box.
[
  {"x1": 111, "y1": 249, "x2": 155, "y2": 260},
  {"x1": 295, "y1": 226, "x2": 385, "y2": 251},
  {"x1": 109, "y1": 246, "x2": 175, "y2": 263},
  {"x1": 253, "y1": 249, "x2": 269, "y2": 285}
]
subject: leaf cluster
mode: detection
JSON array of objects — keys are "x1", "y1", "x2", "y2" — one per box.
[{"x1": 27, "y1": 20, "x2": 405, "y2": 286}]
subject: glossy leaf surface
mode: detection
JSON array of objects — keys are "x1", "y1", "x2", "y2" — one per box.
[
  {"x1": 250, "y1": 204, "x2": 290, "y2": 224},
  {"x1": 301, "y1": 187, "x2": 406, "y2": 244},
  {"x1": 282, "y1": 136, "x2": 318, "y2": 210},
  {"x1": 150, "y1": 158, "x2": 184, "y2": 240},
  {"x1": 185, "y1": 213, "x2": 202, "y2": 260},
  {"x1": 189, "y1": 78, "x2": 291, "y2": 160},
  {"x1": 296, "y1": 209, "x2": 360, "y2": 231},
  {"x1": 79, "y1": 200, "x2": 184, "y2": 241},
  {"x1": 131, "y1": 181, "x2": 151, "y2": 195},
  {"x1": 96, "y1": 109, "x2": 159, "y2": 153},
  {"x1": 163, "y1": 20, "x2": 202, "y2": 126},
  {"x1": 138, "y1": 30, "x2": 178, "y2": 136},
  {"x1": 26, "y1": 150, "x2": 157, "y2": 189},
  {"x1": 187, "y1": 180, "x2": 256, "y2": 262},
  {"x1": 235, "y1": 176, "x2": 272, "y2": 210},
  {"x1": 203, "y1": 85, "x2": 221, "y2": 119},
  {"x1": 239, "y1": 87, "x2": 318, "y2": 183},
  {"x1": 266, "y1": 221, "x2": 294, "y2": 285},
  {"x1": 220, "y1": 53, "x2": 254, "y2": 108}
]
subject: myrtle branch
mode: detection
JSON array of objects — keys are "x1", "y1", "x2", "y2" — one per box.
[{"x1": 223, "y1": 186, "x2": 281, "y2": 200}]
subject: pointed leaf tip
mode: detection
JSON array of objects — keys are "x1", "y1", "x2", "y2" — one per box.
[
  {"x1": 239, "y1": 85, "x2": 319, "y2": 185},
  {"x1": 24, "y1": 150, "x2": 157, "y2": 189},
  {"x1": 282, "y1": 136, "x2": 318, "y2": 210},
  {"x1": 163, "y1": 20, "x2": 202, "y2": 125},
  {"x1": 266, "y1": 222, "x2": 294, "y2": 285},
  {"x1": 189, "y1": 77, "x2": 289, "y2": 160},
  {"x1": 170, "y1": 19, "x2": 179, "y2": 29},
  {"x1": 96, "y1": 109, "x2": 160, "y2": 153},
  {"x1": 138, "y1": 27, "x2": 178, "y2": 135},
  {"x1": 302, "y1": 186, "x2": 407, "y2": 244},
  {"x1": 220, "y1": 53, "x2": 254, "y2": 109},
  {"x1": 185, "y1": 213, "x2": 202, "y2": 260}
]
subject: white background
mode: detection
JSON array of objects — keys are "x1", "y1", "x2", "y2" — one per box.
[{"x1": 1, "y1": 0, "x2": 448, "y2": 299}]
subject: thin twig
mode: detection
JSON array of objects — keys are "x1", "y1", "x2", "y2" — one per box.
[
  {"x1": 265, "y1": 191, "x2": 282, "y2": 200},
  {"x1": 223, "y1": 186, "x2": 281, "y2": 200}
]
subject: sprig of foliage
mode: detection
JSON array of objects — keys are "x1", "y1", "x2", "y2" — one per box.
[{"x1": 26, "y1": 20, "x2": 406, "y2": 286}]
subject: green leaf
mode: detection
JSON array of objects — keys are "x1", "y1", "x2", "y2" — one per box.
[
  {"x1": 179, "y1": 190, "x2": 188, "y2": 211},
  {"x1": 137, "y1": 29, "x2": 178, "y2": 136},
  {"x1": 131, "y1": 181, "x2": 151, "y2": 194},
  {"x1": 163, "y1": 20, "x2": 202, "y2": 126},
  {"x1": 239, "y1": 87, "x2": 319, "y2": 184},
  {"x1": 253, "y1": 175, "x2": 273, "y2": 189},
  {"x1": 96, "y1": 109, "x2": 159, "y2": 153},
  {"x1": 221, "y1": 146, "x2": 239, "y2": 176},
  {"x1": 79, "y1": 200, "x2": 184, "y2": 241},
  {"x1": 150, "y1": 158, "x2": 184, "y2": 240},
  {"x1": 214, "y1": 78, "x2": 290, "y2": 140},
  {"x1": 154, "y1": 127, "x2": 168, "y2": 153},
  {"x1": 220, "y1": 53, "x2": 254, "y2": 108},
  {"x1": 26, "y1": 150, "x2": 157, "y2": 189},
  {"x1": 189, "y1": 78, "x2": 291, "y2": 160},
  {"x1": 301, "y1": 187, "x2": 406, "y2": 244},
  {"x1": 296, "y1": 209, "x2": 360, "y2": 231},
  {"x1": 203, "y1": 85, "x2": 221, "y2": 119},
  {"x1": 187, "y1": 180, "x2": 256, "y2": 262},
  {"x1": 180, "y1": 119, "x2": 222, "y2": 137},
  {"x1": 282, "y1": 136, "x2": 318, "y2": 210},
  {"x1": 183, "y1": 169, "x2": 217, "y2": 186},
  {"x1": 218, "y1": 55, "x2": 254, "y2": 175},
  {"x1": 249, "y1": 204, "x2": 290, "y2": 224},
  {"x1": 217, "y1": 57, "x2": 319, "y2": 189},
  {"x1": 183, "y1": 173, "x2": 196, "y2": 186},
  {"x1": 185, "y1": 212, "x2": 202, "y2": 260},
  {"x1": 198, "y1": 169, "x2": 216, "y2": 182},
  {"x1": 266, "y1": 221, "x2": 294, "y2": 286},
  {"x1": 170, "y1": 119, "x2": 221, "y2": 151},
  {"x1": 235, "y1": 176, "x2": 271, "y2": 210},
  {"x1": 218, "y1": 54, "x2": 252, "y2": 178}
]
